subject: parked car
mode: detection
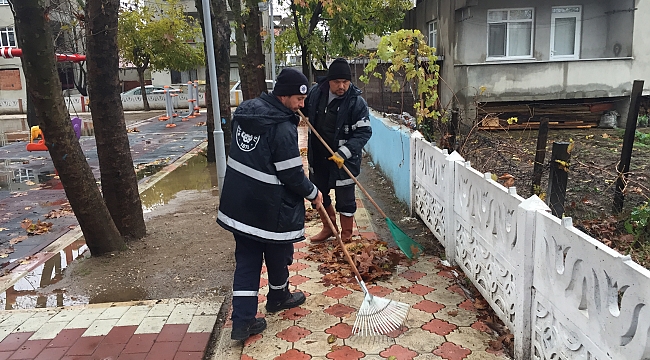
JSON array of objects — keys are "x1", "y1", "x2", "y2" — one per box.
[{"x1": 121, "y1": 85, "x2": 175, "y2": 96}]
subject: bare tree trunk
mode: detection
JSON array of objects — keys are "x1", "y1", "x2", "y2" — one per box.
[
  {"x1": 137, "y1": 67, "x2": 150, "y2": 111},
  {"x1": 228, "y1": 0, "x2": 250, "y2": 98},
  {"x1": 86, "y1": 0, "x2": 146, "y2": 240},
  {"x1": 244, "y1": 0, "x2": 266, "y2": 96},
  {"x1": 11, "y1": 0, "x2": 126, "y2": 255}
]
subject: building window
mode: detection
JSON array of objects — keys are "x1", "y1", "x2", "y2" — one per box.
[
  {"x1": 0, "y1": 27, "x2": 16, "y2": 47},
  {"x1": 0, "y1": 0, "x2": 8, "y2": 5},
  {"x1": 487, "y1": 8, "x2": 534, "y2": 59},
  {"x1": 550, "y1": 6, "x2": 581, "y2": 59},
  {"x1": 427, "y1": 20, "x2": 437, "y2": 49}
]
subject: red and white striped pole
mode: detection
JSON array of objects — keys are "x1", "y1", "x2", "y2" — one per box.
[{"x1": 0, "y1": 47, "x2": 86, "y2": 63}]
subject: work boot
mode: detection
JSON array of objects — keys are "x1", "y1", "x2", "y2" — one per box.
[
  {"x1": 265, "y1": 291, "x2": 306, "y2": 313},
  {"x1": 340, "y1": 214, "x2": 354, "y2": 242},
  {"x1": 231, "y1": 318, "x2": 267, "y2": 340},
  {"x1": 310, "y1": 205, "x2": 337, "y2": 242}
]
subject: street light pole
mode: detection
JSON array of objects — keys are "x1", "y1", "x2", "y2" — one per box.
[
  {"x1": 270, "y1": 0, "x2": 276, "y2": 85},
  {"x1": 201, "y1": 0, "x2": 227, "y2": 194}
]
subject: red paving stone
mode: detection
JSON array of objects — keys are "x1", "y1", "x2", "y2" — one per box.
[
  {"x1": 471, "y1": 320, "x2": 492, "y2": 333},
  {"x1": 258, "y1": 294, "x2": 267, "y2": 303},
  {"x1": 379, "y1": 344, "x2": 418, "y2": 360},
  {"x1": 293, "y1": 251, "x2": 308, "y2": 259},
  {"x1": 173, "y1": 352, "x2": 203, "y2": 360},
  {"x1": 458, "y1": 299, "x2": 476, "y2": 311},
  {"x1": 400, "y1": 270, "x2": 427, "y2": 282},
  {"x1": 103, "y1": 326, "x2": 138, "y2": 345},
  {"x1": 447, "y1": 284, "x2": 466, "y2": 297},
  {"x1": 486, "y1": 347, "x2": 505, "y2": 356},
  {"x1": 322, "y1": 287, "x2": 352, "y2": 300},
  {"x1": 413, "y1": 299, "x2": 445, "y2": 314},
  {"x1": 123, "y1": 334, "x2": 158, "y2": 354},
  {"x1": 279, "y1": 307, "x2": 311, "y2": 320},
  {"x1": 243, "y1": 334, "x2": 262, "y2": 347},
  {"x1": 407, "y1": 284, "x2": 435, "y2": 296},
  {"x1": 288, "y1": 262, "x2": 309, "y2": 271},
  {"x1": 275, "y1": 348, "x2": 311, "y2": 360},
  {"x1": 66, "y1": 336, "x2": 104, "y2": 356},
  {"x1": 178, "y1": 333, "x2": 210, "y2": 353},
  {"x1": 325, "y1": 323, "x2": 353, "y2": 339},
  {"x1": 326, "y1": 345, "x2": 364, "y2": 360},
  {"x1": 34, "y1": 347, "x2": 68, "y2": 360},
  {"x1": 276, "y1": 326, "x2": 311, "y2": 343},
  {"x1": 433, "y1": 342, "x2": 472, "y2": 360},
  {"x1": 323, "y1": 304, "x2": 356, "y2": 318},
  {"x1": 261, "y1": 266, "x2": 267, "y2": 274},
  {"x1": 240, "y1": 355, "x2": 256, "y2": 360},
  {"x1": 294, "y1": 242, "x2": 307, "y2": 249},
  {"x1": 92, "y1": 342, "x2": 126, "y2": 359},
  {"x1": 157, "y1": 324, "x2": 190, "y2": 342},
  {"x1": 0, "y1": 353, "x2": 10, "y2": 360},
  {"x1": 438, "y1": 270, "x2": 456, "y2": 279},
  {"x1": 367, "y1": 285, "x2": 392, "y2": 297},
  {"x1": 260, "y1": 278, "x2": 269, "y2": 287},
  {"x1": 0, "y1": 333, "x2": 34, "y2": 352},
  {"x1": 385, "y1": 325, "x2": 409, "y2": 339},
  {"x1": 9, "y1": 339, "x2": 50, "y2": 359},
  {"x1": 116, "y1": 353, "x2": 148, "y2": 360},
  {"x1": 289, "y1": 275, "x2": 310, "y2": 286},
  {"x1": 145, "y1": 341, "x2": 181, "y2": 360},
  {"x1": 422, "y1": 319, "x2": 458, "y2": 336}
]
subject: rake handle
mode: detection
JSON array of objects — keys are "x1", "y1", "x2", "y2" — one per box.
[
  {"x1": 298, "y1": 110, "x2": 387, "y2": 219},
  {"x1": 316, "y1": 204, "x2": 364, "y2": 282}
]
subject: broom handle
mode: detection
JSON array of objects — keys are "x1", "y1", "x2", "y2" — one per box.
[
  {"x1": 317, "y1": 204, "x2": 364, "y2": 282},
  {"x1": 298, "y1": 110, "x2": 388, "y2": 219}
]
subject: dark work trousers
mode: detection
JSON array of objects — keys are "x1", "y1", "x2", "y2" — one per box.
[
  {"x1": 309, "y1": 160, "x2": 356, "y2": 216},
  {"x1": 231, "y1": 233, "x2": 294, "y2": 327}
]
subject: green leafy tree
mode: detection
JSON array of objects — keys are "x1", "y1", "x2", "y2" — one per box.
[
  {"x1": 118, "y1": 0, "x2": 204, "y2": 110},
  {"x1": 361, "y1": 29, "x2": 440, "y2": 123},
  {"x1": 282, "y1": 0, "x2": 412, "y2": 80}
]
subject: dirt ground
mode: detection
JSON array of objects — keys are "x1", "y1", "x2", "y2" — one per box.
[{"x1": 457, "y1": 125, "x2": 650, "y2": 266}]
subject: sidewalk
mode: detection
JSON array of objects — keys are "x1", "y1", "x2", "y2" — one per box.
[
  {"x1": 212, "y1": 126, "x2": 510, "y2": 360},
  {"x1": 0, "y1": 298, "x2": 223, "y2": 359}
]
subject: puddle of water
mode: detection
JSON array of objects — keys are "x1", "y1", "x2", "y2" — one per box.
[
  {"x1": 89, "y1": 287, "x2": 148, "y2": 304},
  {"x1": 0, "y1": 239, "x2": 89, "y2": 310},
  {"x1": 0, "y1": 162, "x2": 58, "y2": 191},
  {"x1": 0, "y1": 153, "x2": 215, "y2": 310},
  {"x1": 140, "y1": 155, "x2": 218, "y2": 212}
]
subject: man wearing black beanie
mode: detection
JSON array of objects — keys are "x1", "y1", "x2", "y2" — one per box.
[
  {"x1": 305, "y1": 58, "x2": 372, "y2": 243},
  {"x1": 218, "y1": 68, "x2": 323, "y2": 341}
]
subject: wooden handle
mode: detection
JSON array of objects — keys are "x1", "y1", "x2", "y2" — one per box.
[
  {"x1": 316, "y1": 204, "x2": 363, "y2": 281},
  {"x1": 298, "y1": 110, "x2": 387, "y2": 219}
]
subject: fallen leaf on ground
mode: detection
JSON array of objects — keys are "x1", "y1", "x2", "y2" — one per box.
[
  {"x1": 9, "y1": 236, "x2": 27, "y2": 245},
  {"x1": 327, "y1": 334, "x2": 337, "y2": 344},
  {"x1": 307, "y1": 235, "x2": 405, "y2": 287}
]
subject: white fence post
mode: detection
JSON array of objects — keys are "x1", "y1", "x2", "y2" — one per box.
[{"x1": 515, "y1": 195, "x2": 549, "y2": 359}]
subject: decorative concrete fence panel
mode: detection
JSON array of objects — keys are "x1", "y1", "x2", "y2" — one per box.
[
  {"x1": 0, "y1": 99, "x2": 23, "y2": 114},
  {"x1": 121, "y1": 94, "x2": 168, "y2": 111},
  {"x1": 532, "y1": 212, "x2": 650, "y2": 360},
  {"x1": 64, "y1": 96, "x2": 86, "y2": 113}
]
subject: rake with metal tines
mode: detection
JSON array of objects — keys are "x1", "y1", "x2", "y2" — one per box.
[{"x1": 316, "y1": 204, "x2": 410, "y2": 336}]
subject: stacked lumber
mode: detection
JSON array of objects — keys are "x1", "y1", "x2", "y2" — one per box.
[{"x1": 478, "y1": 101, "x2": 614, "y2": 130}]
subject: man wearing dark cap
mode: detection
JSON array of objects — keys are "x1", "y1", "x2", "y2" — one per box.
[
  {"x1": 218, "y1": 68, "x2": 323, "y2": 341},
  {"x1": 305, "y1": 58, "x2": 372, "y2": 242}
]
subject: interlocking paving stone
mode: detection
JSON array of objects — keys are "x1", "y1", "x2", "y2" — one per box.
[{"x1": 433, "y1": 342, "x2": 472, "y2": 360}]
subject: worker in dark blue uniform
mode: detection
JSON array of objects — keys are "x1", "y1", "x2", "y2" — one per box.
[
  {"x1": 305, "y1": 58, "x2": 372, "y2": 242},
  {"x1": 217, "y1": 68, "x2": 323, "y2": 341}
]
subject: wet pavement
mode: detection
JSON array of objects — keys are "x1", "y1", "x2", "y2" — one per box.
[
  {"x1": 0, "y1": 123, "x2": 512, "y2": 359},
  {"x1": 0, "y1": 113, "x2": 209, "y2": 269}
]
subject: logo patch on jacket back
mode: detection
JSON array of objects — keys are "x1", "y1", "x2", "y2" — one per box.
[{"x1": 236, "y1": 126, "x2": 260, "y2": 152}]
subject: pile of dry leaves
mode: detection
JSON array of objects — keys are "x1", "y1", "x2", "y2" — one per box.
[{"x1": 306, "y1": 234, "x2": 407, "y2": 287}]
